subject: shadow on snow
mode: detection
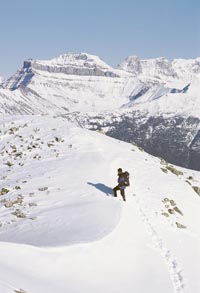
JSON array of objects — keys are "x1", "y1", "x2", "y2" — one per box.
[{"x1": 87, "y1": 182, "x2": 113, "y2": 197}]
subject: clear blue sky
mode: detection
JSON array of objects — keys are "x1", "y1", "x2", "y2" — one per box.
[{"x1": 0, "y1": 0, "x2": 199, "y2": 77}]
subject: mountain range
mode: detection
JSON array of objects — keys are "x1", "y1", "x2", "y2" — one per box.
[{"x1": 1, "y1": 53, "x2": 200, "y2": 170}]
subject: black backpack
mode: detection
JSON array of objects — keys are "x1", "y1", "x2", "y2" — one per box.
[{"x1": 123, "y1": 171, "x2": 130, "y2": 186}]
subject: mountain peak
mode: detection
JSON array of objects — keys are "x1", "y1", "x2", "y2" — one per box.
[
  {"x1": 21, "y1": 52, "x2": 120, "y2": 78},
  {"x1": 118, "y1": 55, "x2": 142, "y2": 75},
  {"x1": 34, "y1": 52, "x2": 110, "y2": 67}
]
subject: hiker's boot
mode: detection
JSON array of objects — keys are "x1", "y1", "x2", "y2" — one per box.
[
  {"x1": 113, "y1": 188, "x2": 117, "y2": 197},
  {"x1": 122, "y1": 195, "x2": 126, "y2": 201}
]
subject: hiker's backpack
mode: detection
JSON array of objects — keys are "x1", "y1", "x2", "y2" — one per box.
[{"x1": 123, "y1": 171, "x2": 130, "y2": 186}]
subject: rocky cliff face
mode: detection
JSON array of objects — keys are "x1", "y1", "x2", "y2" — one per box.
[{"x1": 105, "y1": 114, "x2": 200, "y2": 171}]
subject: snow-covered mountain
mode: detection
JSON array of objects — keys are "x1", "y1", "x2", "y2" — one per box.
[
  {"x1": 0, "y1": 115, "x2": 200, "y2": 293},
  {"x1": 118, "y1": 56, "x2": 200, "y2": 117},
  {"x1": 119, "y1": 56, "x2": 178, "y2": 80},
  {"x1": 0, "y1": 75, "x2": 3, "y2": 84},
  {"x1": 1, "y1": 52, "x2": 200, "y2": 170},
  {"x1": 119, "y1": 55, "x2": 200, "y2": 82},
  {"x1": 1, "y1": 53, "x2": 200, "y2": 117},
  {"x1": 0, "y1": 53, "x2": 140, "y2": 114}
]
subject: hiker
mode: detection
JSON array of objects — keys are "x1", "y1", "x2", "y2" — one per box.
[{"x1": 113, "y1": 168, "x2": 129, "y2": 201}]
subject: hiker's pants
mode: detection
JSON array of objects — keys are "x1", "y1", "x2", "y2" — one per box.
[{"x1": 113, "y1": 185, "x2": 125, "y2": 198}]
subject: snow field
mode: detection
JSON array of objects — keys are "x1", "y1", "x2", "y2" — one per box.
[{"x1": 0, "y1": 115, "x2": 200, "y2": 293}]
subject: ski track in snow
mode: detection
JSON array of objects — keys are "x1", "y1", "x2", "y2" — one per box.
[{"x1": 133, "y1": 196, "x2": 188, "y2": 293}]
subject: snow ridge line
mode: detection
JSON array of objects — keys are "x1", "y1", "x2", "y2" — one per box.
[{"x1": 133, "y1": 197, "x2": 189, "y2": 293}]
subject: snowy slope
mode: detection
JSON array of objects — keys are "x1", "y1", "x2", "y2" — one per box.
[
  {"x1": 0, "y1": 115, "x2": 200, "y2": 293},
  {"x1": 124, "y1": 78, "x2": 200, "y2": 118}
]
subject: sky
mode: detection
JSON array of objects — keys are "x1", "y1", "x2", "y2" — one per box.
[{"x1": 0, "y1": 0, "x2": 199, "y2": 78}]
